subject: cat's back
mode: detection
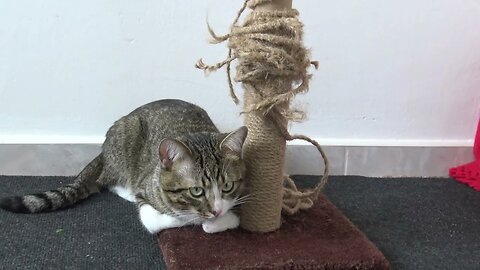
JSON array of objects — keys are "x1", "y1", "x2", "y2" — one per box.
[
  {"x1": 101, "y1": 99, "x2": 218, "y2": 185},
  {"x1": 132, "y1": 99, "x2": 205, "y2": 115},
  {"x1": 110, "y1": 99, "x2": 218, "y2": 141}
]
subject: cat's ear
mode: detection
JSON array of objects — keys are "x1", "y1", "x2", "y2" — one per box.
[
  {"x1": 220, "y1": 126, "x2": 248, "y2": 157},
  {"x1": 159, "y1": 139, "x2": 192, "y2": 170}
]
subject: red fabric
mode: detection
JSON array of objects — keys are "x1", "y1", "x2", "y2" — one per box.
[
  {"x1": 450, "y1": 119, "x2": 480, "y2": 191},
  {"x1": 475, "y1": 119, "x2": 480, "y2": 160}
]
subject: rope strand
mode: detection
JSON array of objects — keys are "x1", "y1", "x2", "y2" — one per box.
[{"x1": 197, "y1": 0, "x2": 329, "y2": 220}]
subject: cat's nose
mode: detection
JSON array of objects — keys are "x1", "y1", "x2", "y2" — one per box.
[{"x1": 213, "y1": 210, "x2": 222, "y2": 217}]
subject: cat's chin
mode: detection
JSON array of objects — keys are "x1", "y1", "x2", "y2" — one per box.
[
  {"x1": 202, "y1": 211, "x2": 239, "y2": 233},
  {"x1": 206, "y1": 208, "x2": 231, "y2": 220}
]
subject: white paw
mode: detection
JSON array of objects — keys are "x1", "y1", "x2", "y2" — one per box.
[
  {"x1": 202, "y1": 212, "x2": 239, "y2": 234},
  {"x1": 225, "y1": 213, "x2": 240, "y2": 229},
  {"x1": 202, "y1": 222, "x2": 221, "y2": 234},
  {"x1": 139, "y1": 204, "x2": 182, "y2": 234},
  {"x1": 110, "y1": 185, "x2": 136, "y2": 202}
]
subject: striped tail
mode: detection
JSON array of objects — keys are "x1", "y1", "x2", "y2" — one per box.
[{"x1": 0, "y1": 155, "x2": 103, "y2": 213}]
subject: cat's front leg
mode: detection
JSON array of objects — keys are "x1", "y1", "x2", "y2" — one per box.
[
  {"x1": 202, "y1": 211, "x2": 239, "y2": 234},
  {"x1": 138, "y1": 204, "x2": 183, "y2": 234}
]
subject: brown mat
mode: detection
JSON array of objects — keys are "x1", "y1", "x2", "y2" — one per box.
[{"x1": 158, "y1": 195, "x2": 390, "y2": 270}]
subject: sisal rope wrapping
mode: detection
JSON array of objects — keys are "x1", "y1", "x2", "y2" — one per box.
[
  {"x1": 241, "y1": 84, "x2": 287, "y2": 231},
  {"x1": 197, "y1": 0, "x2": 329, "y2": 232}
]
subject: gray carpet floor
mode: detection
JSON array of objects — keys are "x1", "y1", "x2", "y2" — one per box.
[{"x1": 1, "y1": 175, "x2": 479, "y2": 270}]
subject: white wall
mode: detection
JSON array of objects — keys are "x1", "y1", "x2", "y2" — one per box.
[{"x1": 1, "y1": 0, "x2": 479, "y2": 146}]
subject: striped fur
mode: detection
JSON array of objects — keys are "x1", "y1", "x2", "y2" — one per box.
[
  {"x1": 0, "y1": 100, "x2": 247, "y2": 233},
  {"x1": 0, "y1": 155, "x2": 103, "y2": 213}
]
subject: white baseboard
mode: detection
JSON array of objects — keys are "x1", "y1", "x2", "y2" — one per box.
[
  {"x1": 285, "y1": 145, "x2": 473, "y2": 177},
  {"x1": 0, "y1": 143, "x2": 474, "y2": 177}
]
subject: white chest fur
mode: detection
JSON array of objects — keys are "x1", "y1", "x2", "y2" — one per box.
[{"x1": 109, "y1": 185, "x2": 136, "y2": 202}]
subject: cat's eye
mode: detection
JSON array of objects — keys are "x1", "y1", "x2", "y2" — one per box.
[
  {"x1": 189, "y1": 187, "x2": 204, "y2": 197},
  {"x1": 222, "y1": 181, "x2": 235, "y2": 193}
]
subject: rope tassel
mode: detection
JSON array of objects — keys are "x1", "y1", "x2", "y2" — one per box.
[{"x1": 197, "y1": 0, "x2": 329, "y2": 232}]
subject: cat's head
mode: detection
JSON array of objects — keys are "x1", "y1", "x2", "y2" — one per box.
[{"x1": 157, "y1": 126, "x2": 248, "y2": 220}]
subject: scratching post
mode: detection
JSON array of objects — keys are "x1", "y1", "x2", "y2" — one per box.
[
  {"x1": 157, "y1": 2, "x2": 391, "y2": 268},
  {"x1": 241, "y1": 85, "x2": 286, "y2": 231},
  {"x1": 197, "y1": 0, "x2": 329, "y2": 232},
  {"x1": 239, "y1": 0, "x2": 292, "y2": 232}
]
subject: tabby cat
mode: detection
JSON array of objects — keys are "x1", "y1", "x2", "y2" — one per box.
[{"x1": 0, "y1": 99, "x2": 248, "y2": 234}]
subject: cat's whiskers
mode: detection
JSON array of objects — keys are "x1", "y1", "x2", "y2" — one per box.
[
  {"x1": 173, "y1": 210, "x2": 199, "y2": 215},
  {"x1": 237, "y1": 193, "x2": 254, "y2": 200},
  {"x1": 230, "y1": 194, "x2": 255, "y2": 207},
  {"x1": 181, "y1": 216, "x2": 202, "y2": 226},
  {"x1": 167, "y1": 209, "x2": 211, "y2": 221},
  {"x1": 232, "y1": 191, "x2": 279, "y2": 207},
  {"x1": 236, "y1": 194, "x2": 254, "y2": 202},
  {"x1": 162, "y1": 209, "x2": 200, "y2": 220}
]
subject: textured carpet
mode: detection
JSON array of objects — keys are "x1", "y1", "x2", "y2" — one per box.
[
  {"x1": 1, "y1": 176, "x2": 480, "y2": 270},
  {"x1": 158, "y1": 194, "x2": 389, "y2": 270}
]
